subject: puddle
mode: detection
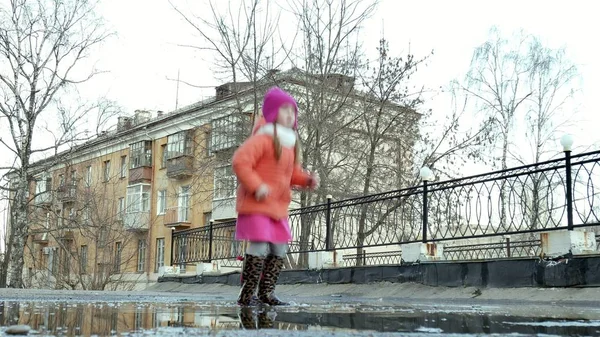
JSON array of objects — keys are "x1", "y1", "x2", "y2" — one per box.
[{"x1": 0, "y1": 301, "x2": 599, "y2": 336}]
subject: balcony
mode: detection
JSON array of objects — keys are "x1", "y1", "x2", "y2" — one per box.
[
  {"x1": 166, "y1": 155, "x2": 194, "y2": 179},
  {"x1": 57, "y1": 185, "x2": 77, "y2": 203},
  {"x1": 58, "y1": 230, "x2": 74, "y2": 241},
  {"x1": 164, "y1": 207, "x2": 191, "y2": 229},
  {"x1": 129, "y1": 166, "x2": 152, "y2": 184},
  {"x1": 123, "y1": 211, "x2": 150, "y2": 231},
  {"x1": 210, "y1": 114, "x2": 250, "y2": 153},
  {"x1": 34, "y1": 191, "x2": 53, "y2": 207},
  {"x1": 212, "y1": 198, "x2": 236, "y2": 220},
  {"x1": 33, "y1": 233, "x2": 49, "y2": 245}
]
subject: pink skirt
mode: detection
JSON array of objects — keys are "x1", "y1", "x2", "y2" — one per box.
[{"x1": 235, "y1": 214, "x2": 292, "y2": 244}]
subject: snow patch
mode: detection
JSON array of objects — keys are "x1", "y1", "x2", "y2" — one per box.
[
  {"x1": 504, "y1": 320, "x2": 600, "y2": 327},
  {"x1": 415, "y1": 326, "x2": 444, "y2": 333}
]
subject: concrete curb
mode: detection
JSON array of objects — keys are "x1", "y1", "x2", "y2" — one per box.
[{"x1": 159, "y1": 256, "x2": 600, "y2": 288}]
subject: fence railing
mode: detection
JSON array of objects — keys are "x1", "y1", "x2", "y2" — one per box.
[{"x1": 172, "y1": 149, "x2": 600, "y2": 266}]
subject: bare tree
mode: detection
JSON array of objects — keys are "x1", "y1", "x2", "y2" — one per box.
[
  {"x1": 169, "y1": 0, "x2": 291, "y2": 230},
  {"x1": 170, "y1": 0, "x2": 283, "y2": 119},
  {"x1": 465, "y1": 27, "x2": 534, "y2": 170},
  {"x1": 463, "y1": 28, "x2": 580, "y2": 234},
  {"x1": 343, "y1": 39, "x2": 427, "y2": 262},
  {"x1": 283, "y1": 0, "x2": 379, "y2": 267},
  {"x1": 25, "y1": 159, "x2": 147, "y2": 290},
  {"x1": 0, "y1": 0, "x2": 111, "y2": 287},
  {"x1": 517, "y1": 38, "x2": 578, "y2": 233},
  {"x1": 333, "y1": 39, "x2": 492, "y2": 264},
  {"x1": 462, "y1": 27, "x2": 534, "y2": 230}
]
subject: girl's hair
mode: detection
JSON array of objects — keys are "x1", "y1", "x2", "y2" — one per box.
[{"x1": 273, "y1": 123, "x2": 301, "y2": 164}]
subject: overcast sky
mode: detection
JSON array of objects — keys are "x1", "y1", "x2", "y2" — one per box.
[
  {"x1": 83, "y1": 0, "x2": 598, "y2": 144},
  {"x1": 1, "y1": 0, "x2": 599, "y2": 250}
]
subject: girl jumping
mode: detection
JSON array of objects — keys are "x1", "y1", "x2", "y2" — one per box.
[{"x1": 232, "y1": 87, "x2": 318, "y2": 306}]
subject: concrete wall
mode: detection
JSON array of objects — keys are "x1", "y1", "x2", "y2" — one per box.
[{"x1": 159, "y1": 255, "x2": 600, "y2": 289}]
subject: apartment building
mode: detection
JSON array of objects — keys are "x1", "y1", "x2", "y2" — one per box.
[
  {"x1": 14, "y1": 68, "x2": 417, "y2": 289},
  {"x1": 20, "y1": 83, "x2": 259, "y2": 289}
]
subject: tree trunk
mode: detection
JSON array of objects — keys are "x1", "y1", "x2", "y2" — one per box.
[
  {"x1": 8, "y1": 179, "x2": 30, "y2": 288},
  {"x1": 0, "y1": 229, "x2": 12, "y2": 287},
  {"x1": 297, "y1": 191, "x2": 311, "y2": 269},
  {"x1": 355, "y1": 144, "x2": 377, "y2": 266},
  {"x1": 499, "y1": 132, "x2": 509, "y2": 230}
]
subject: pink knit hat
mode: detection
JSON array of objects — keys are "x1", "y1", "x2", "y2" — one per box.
[{"x1": 262, "y1": 87, "x2": 298, "y2": 129}]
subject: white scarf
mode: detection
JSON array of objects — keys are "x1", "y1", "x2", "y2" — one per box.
[{"x1": 255, "y1": 124, "x2": 297, "y2": 148}]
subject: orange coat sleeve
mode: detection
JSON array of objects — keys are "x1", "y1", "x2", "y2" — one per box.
[
  {"x1": 291, "y1": 164, "x2": 312, "y2": 187},
  {"x1": 232, "y1": 136, "x2": 267, "y2": 193}
]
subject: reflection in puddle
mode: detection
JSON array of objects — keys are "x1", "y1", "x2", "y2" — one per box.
[{"x1": 0, "y1": 301, "x2": 599, "y2": 336}]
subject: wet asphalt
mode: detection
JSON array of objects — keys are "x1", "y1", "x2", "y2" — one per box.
[{"x1": 0, "y1": 288, "x2": 600, "y2": 336}]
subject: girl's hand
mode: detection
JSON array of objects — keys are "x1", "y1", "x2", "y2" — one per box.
[{"x1": 255, "y1": 184, "x2": 270, "y2": 201}]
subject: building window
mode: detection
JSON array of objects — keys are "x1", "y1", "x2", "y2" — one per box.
[
  {"x1": 83, "y1": 207, "x2": 90, "y2": 224},
  {"x1": 157, "y1": 190, "x2": 166, "y2": 215},
  {"x1": 98, "y1": 227, "x2": 108, "y2": 247},
  {"x1": 103, "y1": 160, "x2": 111, "y2": 182},
  {"x1": 211, "y1": 114, "x2": 245, "y2": 152},
  {"x1": 61, "y1": 245, "x2": 71, "y2": 275},
  {"x1": 120, "y1": 156, "x2": 127, "y2": 178},
  {"x1": 166, "y1": 131, "x2": 193, "y2": 159},
  {"x1": 80, "y1": 246, "x2": 88, "y2": 274},
  {"x1": 52, "y1": 248, "x2": 59, "y2": 275},
  {"x1": 85, "y1": 166, "x2": 92, "y2": 187},
  {"x1": 57, "y1": 209, "x2": 63, "y2": 228},
  {"x1": 203, "y1": 212, "x2": 212, "y2": 226},
  {"x1": 214, "y1": 165, "x2": 236, "y2": 199},
  {"x1": 114, "y1": 242, "x2": 122, "y2": 273},
  {"x1": 205, "y1": 131, "x2": 213, "y2": 156},
  {"x1": 70, "y1": 170, "x2": 77, "y2": 186},
  {"x1": 155, "y1": 238, "x2": 165, "y2": 273},
  {"x1": 118, "y1": 197, "x2": 125, "y2": 219},
  {"x1": 58, "y1": 174, "x2": 65, "y2": 187},
  {"x1": 130, "y1": 141, "x2": 153, "y2": 169},
  {"x1": 160, "y1": 144, "x2": 167, "y2": 168},
  {"x1": 126, "y1": 184, "x2": 151, "y2": 213},
  {"x1": 178, "y1": 186, "x2": 191, "y2": 222},
  {"x1": 34, "y1": 177, "x2": 52, "y2": 204},
  {"x1": 36, "y1": 177, "x2": 51, "y2": 194},
  {"x1": 137, "y1": 239, "x2": 147, "y2": 272}
]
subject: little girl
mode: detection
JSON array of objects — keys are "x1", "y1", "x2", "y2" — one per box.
[{"x1": 232, "y1": 87, "x2": 318, "y2": 306}]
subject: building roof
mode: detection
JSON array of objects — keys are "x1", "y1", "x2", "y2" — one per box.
[{"x1": 24, "y1": 68, "x2": 417, "y2": 177}]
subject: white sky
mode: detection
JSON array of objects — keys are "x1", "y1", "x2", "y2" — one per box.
[
  {"x1": 1, "y1": 0, "x2": 599, "y2": 251},
  {"x1": 84, "y1": 0, "x2": 598, "y2": 144}
]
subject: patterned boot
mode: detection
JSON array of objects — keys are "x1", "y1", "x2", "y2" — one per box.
[
  {"x1": 237, "y1": 254, "x2": 264, "y2": 306},
  {"x1": 257, "y1": 310, "x2": 275, "y2": 329},
  {"x1": 239, "y1": 307, "x2": 256, "y2": 329},
  {"x1": 258, "y1": 254, "x2": 288, "y2": 306}
]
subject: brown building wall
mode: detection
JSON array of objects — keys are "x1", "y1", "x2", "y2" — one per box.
[{"x1": 23, "y1": 123, "x2": 220, "y2": 288}]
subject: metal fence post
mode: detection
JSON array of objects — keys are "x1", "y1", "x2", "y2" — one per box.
[
  {"x1": 560, "y1": 135, "x2": 575, "y2": 231},
  {"x1": 422, "y1": 180, "x2": 429, "y2": 243},
  {"x1": 420, "y1": 167, "x2": 433, "y2": 244},
  {"x1": 170, "y1": 228, "x2": 175, "y2": 267},
  {"x1": 564, "y1": 149, "x2": 574, "y2": 231},
  {"x1": 208, "y1": 220, "x2": 214, "y2": 262},
  {"x1": 506, "y1": 237, "x2": 511, "y2": 258},
  {"x1": 325, "y1": 195, "x2": 332, "y2": 250},
  {"x1": 362, "y1": 250, "x2": 366, "y2": 265}
]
